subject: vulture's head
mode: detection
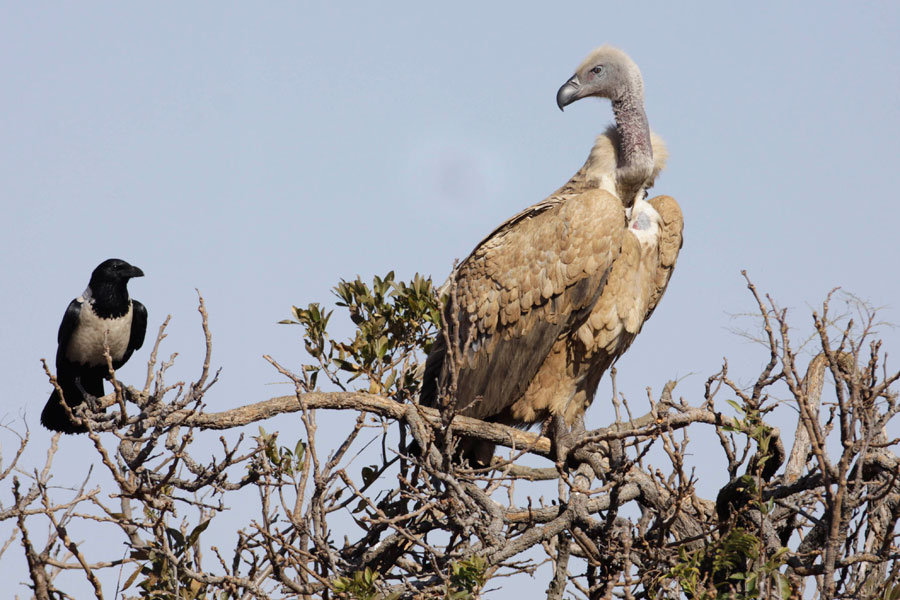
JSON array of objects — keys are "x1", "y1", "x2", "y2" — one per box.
[{"x1": 557, "y1": 46, "x2": 643, "y2": 110}]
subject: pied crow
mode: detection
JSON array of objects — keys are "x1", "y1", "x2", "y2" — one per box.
[{"x1": 41, "y1": 259, "x2": 148, "y2": 433}]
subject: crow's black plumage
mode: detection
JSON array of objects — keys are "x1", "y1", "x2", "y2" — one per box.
[{"x1": 41, "y1": 259, "x2": 147, "y2": 433}]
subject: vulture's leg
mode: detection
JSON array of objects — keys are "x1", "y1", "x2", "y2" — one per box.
[
  {"x1": 608, "y1": 436, "x2": 626, "y2": 469},
  {"x1": 550, "y1": 414, "x2": 586, "y2": 464}
]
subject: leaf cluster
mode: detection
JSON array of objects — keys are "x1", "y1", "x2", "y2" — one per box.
[
  {"x1": 665, "y1": 526, "x2": 790, "y2": 600},
  {"x1": 252, "y1": 427, "x2": 306, "y2": 478},
  {"x1": 125, "y1": 520, "x2": 212, "y2": 599},
  {"x1": 447, "y1": 555, "x2": 488, "y2": 599},
  {"x1": 281, "y1": 272, "x2": 442, "y2": 398},
  {"x1": 332, "y1": 567, "x2": 395, "y2": 600}
]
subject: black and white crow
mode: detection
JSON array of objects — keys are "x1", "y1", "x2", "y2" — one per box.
[{"x1": 41, "y1": 259, "x2": 148, "y2": 433}]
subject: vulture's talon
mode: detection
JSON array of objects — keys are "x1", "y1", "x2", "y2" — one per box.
[{"x1": 551, "y1": 415, "x2": 582, "y2": 466}]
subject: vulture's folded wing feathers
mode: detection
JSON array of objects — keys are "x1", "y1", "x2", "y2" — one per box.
[
  {"x1": 644, "y1": 195, "x2": 683, "y2": 320},
  {"x1": 435, "y1": 188, "x2": 625, "y2": 420}
]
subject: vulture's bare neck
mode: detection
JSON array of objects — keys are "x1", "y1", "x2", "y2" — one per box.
[{"x1": 611, "y1": 84, "x2": 654, "y2": 206}]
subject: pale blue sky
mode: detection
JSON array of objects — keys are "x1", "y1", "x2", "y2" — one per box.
[{"x1": 2, "y1": 2, "x2": 898, "y2": 594}]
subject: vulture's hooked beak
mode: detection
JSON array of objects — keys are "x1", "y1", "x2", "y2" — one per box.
[{"x1": 556, "y1": 74, "x2": 581, "y2": 111}]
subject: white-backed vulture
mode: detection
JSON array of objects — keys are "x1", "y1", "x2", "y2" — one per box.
[{"x1": 420, "y1": 46, "x2": 683, "y2": 466}]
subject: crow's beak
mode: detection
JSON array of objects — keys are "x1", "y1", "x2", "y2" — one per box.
[
  {"x1": 128, "y1": 265, "x2": 145, "y2": 278},
  {"x1": 556, "y1": 74, "x2": 581, "y2": 111}
]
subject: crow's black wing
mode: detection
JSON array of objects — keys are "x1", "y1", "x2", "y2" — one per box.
[
  {"x1": 122, "y1": 299, "x2": 147, "y2": 364},
  {"x1": 56, "y1": 298, "x2": 82, "y2": 349},
  {"x1": 45, "y1": 298, "x2": 90, "y2": 433}
]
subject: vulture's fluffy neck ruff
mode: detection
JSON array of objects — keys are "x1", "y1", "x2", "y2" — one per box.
[{"x1": 574, "y1": 127, "x2": 667, "y2": 209}]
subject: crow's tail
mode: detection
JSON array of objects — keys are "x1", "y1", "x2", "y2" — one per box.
[{"x1": 41, "y1": 373, "x2": 104, "y2": 434}]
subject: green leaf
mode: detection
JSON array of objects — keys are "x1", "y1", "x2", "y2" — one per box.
[
  {"x1": 122, "y1": 566, "x2": 143, "y2": 590},
  {"x1": 294, "y1": 440, "x2": 306, "y2": 461},
  {"x1": 777, "y1": 573, "x2": 792, "y2": 598},
  {"x1": 186, "y1": 519, "x2": 211, "y2": 548},
  {"x1": 130, "y1": 548, "x2": 149, "y2": 561},
  {"x1": 384, "y1": 370, "x2": 396, "y2": 391},
  {"x1": 167, "y1": 527, "x2": 186, "y2": 549},
  {"x1": 334, "y1": 358, "x2": 360, "y2": 373},
  {"x1": 726, "y1": 399, "x2": 744, "y2": 414}
]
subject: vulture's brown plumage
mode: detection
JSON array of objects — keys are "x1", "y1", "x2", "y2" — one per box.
[{"x1": 421, "y1": 46, "x2": 683, "y2": 466}]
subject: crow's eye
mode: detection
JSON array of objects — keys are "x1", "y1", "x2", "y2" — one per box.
[{"x1": 591, "y1": 65, "x2": 604, "y2": 75}]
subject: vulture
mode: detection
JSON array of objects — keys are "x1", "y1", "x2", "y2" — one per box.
[
  {"x1": 42, "y1": 258, "x2": 147, "y2": 433},
  {"x1": 420, "y1": 46, "x2": 683, "y2": 466}
]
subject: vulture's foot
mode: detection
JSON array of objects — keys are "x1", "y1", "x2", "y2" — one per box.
[{"x1": 550, "y1": 415, "x2": 586, "y2": 466}]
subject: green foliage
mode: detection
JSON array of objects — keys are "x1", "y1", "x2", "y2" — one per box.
[
  {"x1": 665, "y1": 544, "x2": 706, "y2": 599},
  {"x1": 447, "y1": 555, "x2": 487, "y2": 599},
  {"x1": 249, "y1": 427, "x2": 306, "y2": 478},
  {"x1": 665, "y1": 528, "x2": 765, "y2": 599},
  {"x1": 665, "y1": 505, "x2": 792, "y2": 598},
  {"x1": 332, "y1": 557, "x2": 487, "y2": 600},
  {"x1": 281, "y1": 272, "x2": 442, "y2": 399},
  {"x1": 883, "y1": 583, "x2": 900, "y2": 600},
  {"x1": 724, "y1": 544, "x2": 791, "y2": 600},
  {"x1": 124, "y1": 519, "x2": 212, "y2": 599},
  {"x1": 332, "y1": 567, "x2": 400, "y2": 600},
  {"x1": 713, "y1": 528, "x2": 760, "y2": 581},
  {"x1": 722, "y1": 399, "x2": 779, "y2": 479},
  {"x1": 675, "y1": 392, "x2": 795, "y2": 600}
]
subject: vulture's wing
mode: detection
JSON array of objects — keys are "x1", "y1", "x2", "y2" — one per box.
[
  {"x1": 643, "y1": 195, "x2": 683, "y2": 320},
  {"x1": 440, "y1": 188, "x2": 625, "y2": 420},
  {"x1": 505, "y1": 228, "x2": 648, "y2": 427},
  {"x1": 582, "y1": 195, "x2": 683, "y2": 360},
  {"x1": 582, "y1": 229, "x2": 647, "y2": 360},
  {"x1": 530, "y1": 195, "x2": 681, "y2": 426}
]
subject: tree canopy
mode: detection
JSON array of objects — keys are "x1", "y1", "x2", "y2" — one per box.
[{"x1": 3, "y1": 273, "x2": 899, "y2": 599}]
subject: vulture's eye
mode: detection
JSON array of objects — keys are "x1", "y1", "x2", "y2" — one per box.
[{"x1": 591, "y1": 65, "x2": 604, "y2": 75}]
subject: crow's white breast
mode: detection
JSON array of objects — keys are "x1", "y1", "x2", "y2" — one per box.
[{"x1": 66, "y1": 300, "x2": 133, "y2": 366}]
